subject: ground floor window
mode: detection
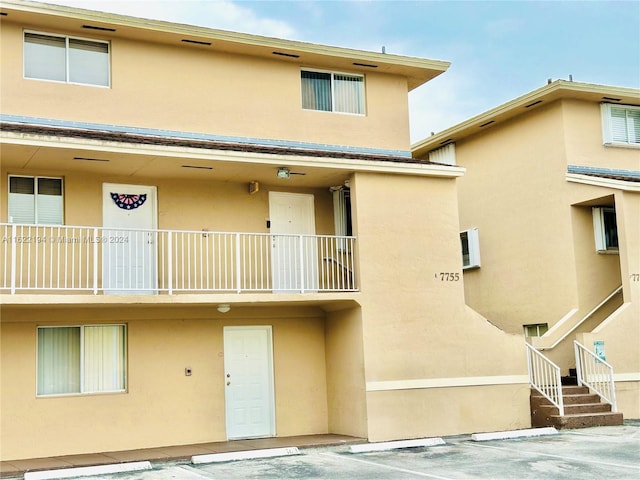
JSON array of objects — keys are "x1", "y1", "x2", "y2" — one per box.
[{"x1": 37, "y1": 325, "x2": 126, "y2": 396}]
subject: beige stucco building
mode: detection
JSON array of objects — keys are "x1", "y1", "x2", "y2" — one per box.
[
  {"x1": 0, "y1": 1, "x2": 531, "y2": 462},
  {"x1": 414, "y1": 80, "x2": 640, "y2": 421}
]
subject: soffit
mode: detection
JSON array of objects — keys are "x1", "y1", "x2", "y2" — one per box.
[{"x1": 0, "y1": 0, "x2": 449, "y2": 90}]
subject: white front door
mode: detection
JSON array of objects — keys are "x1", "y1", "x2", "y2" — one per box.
[
  {"x1": 224, "y1": 326, "x2": 275, "y2": 439},
  {"x1": 269, "y1": 192, "x2": 318, "y2": 292},
  {"x1": 102, "y1": 183, "x2": 157, "y2": 294}
]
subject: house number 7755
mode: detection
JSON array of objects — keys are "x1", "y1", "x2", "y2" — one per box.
[{"x1": 436, "y1": 272, "x2": 460, "y2": 281}]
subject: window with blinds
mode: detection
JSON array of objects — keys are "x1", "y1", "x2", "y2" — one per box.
[
  {"x1": 8, "y1": 176, "x2": 64, "y2": 225},
  {"x1": 301, "y1": 70, "x2": 365, "y2": 114},
  {"x1": 601, "y1": 103, "x2": 640, "y2": 146},
  {"x1": 37, "y1": 325, "x2": 127, "y2": 396},
  {"x1": 24, "y1": 31, "x2": 110, "y2": 87}
]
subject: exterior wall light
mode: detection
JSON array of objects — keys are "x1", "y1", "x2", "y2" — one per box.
[
  {"x1": 277, "y1": 167, "x2": 290, "y2": 179},
  {"x1": 217, "y1": 304, "x2": 231, "y2": 313}
]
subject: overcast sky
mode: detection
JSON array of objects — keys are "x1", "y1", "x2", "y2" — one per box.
[{"x1": 36, "y1": 0, "x2": 640, "y2": 144}]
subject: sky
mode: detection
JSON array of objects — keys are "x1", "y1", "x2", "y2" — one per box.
[{"x1": 35, "y1": 0, "x2": 640, "y2": 144}]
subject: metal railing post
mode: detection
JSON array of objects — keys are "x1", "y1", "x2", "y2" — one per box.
[
  {"x1": 235, "y1": 233, "x2": 241, "y2": 293},
  {"x1": 167, "y1": 233, "x2": 173, "y2": 295},
  {"x1": 10, "y1": 224, "x2": 17, "y2": 294},
  {"x1": 93, "y1": 227, "x2": 99, "y2": 294},
  {"x1": 574, "y1": 341, "x2": 583, "y2": 386},
  {"x1": 299, "y1": 234, "x2": 305, "y2": 293}
]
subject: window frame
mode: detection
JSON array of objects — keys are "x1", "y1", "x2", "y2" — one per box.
[
  {"x1": 600, "y1": 103, "x2": 640, "y2": 148},
  {"x1": 592, "y1": 207, "x2": 619, "y2": 254},
  {"x1": 36, "y1": 324, "x2": 127, "y2": 397},
  {"x1": 23, "y1": 30, "x2": 111, "y2": 88},
  {"x1": 332, "y1": 186, "x2": 352, "y2": 251},
  {"x1": 461, "y1": 227, "x2": 481, "y2": 270},
  {"x1": 301, "y1": 68, "x2": 366, "y2": 115},
  {"x1": 8, "y1": 175, "x2": 64, "y2": 225},
  {"x1": 523, "y1": 323, "x2": 548, "y2": 337}
]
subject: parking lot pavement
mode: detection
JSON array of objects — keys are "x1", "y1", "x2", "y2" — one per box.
[{"x1": 47, "y1": 422, "x2": 640, "y2": 479}]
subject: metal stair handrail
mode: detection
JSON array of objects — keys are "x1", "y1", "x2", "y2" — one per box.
[
  {"x1": 574, "y1": 340, "x2": 618, "y2": 412},
  {"x1": 526, "y1": 343, "x2": 564, "y2": 416}
]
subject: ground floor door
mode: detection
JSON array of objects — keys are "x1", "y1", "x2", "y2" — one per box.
[
  {"x1": 102, "y1": 183, "x2": 157, "y2": 294},
  {"x1": 224, "y1": 326, "x2": 275, "y2": 439},
  {"x1": 269, "y1": 192, "x2": 318, "y2": 292}
]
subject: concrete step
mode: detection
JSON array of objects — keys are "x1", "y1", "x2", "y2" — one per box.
[
  {"x1": 530, "y1": 387, "x2": 622, "y2": 429},
  {"x1": 536, "y1": 402, "x2": 612, "y2": 416},
  {"x1": 560, "y1": 385, "x2": 588, "y2": 395},
  {"x1": 562, "y1": 393, "x2": 601, "y2": 405},
  {"x1": 548, "y1": 412, "x2": 624, "y2": 429}
]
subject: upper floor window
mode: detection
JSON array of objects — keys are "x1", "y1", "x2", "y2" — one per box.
[
  {"x1": 592, "y1": 207, "x2": 618, "y2": 253},
  {"x1": 461, "y1": 228, "x2": 481, "y2": 269},
  {"x1": 301, "y1": 70, "x2": 365, "y2": 115},
  {"x1": 24, "y1": 31, "x2": 110, "y2": 87},
  {"x1": 8, "y1": 176, "x2": 64, "y2": 225},
  {"x1": 601, "y1": 103, "x2": 640, "y2": 147}
]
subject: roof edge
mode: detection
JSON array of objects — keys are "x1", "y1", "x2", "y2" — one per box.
[
  {"x1": 2, "y1": 0, "x2": 450, "y2": 89},
  {"x1": 412, "y1": 80, "x2": 640, "y2": 156}
]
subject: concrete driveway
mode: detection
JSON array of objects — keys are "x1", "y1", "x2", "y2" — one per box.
[{"x1": 27, "y1": 422, "x2": 640, "y2": 479}]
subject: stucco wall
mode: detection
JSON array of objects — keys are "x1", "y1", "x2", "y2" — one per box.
[
  {"x1": 0, "y1": 306, "x2": 329, "y2": 460},
  {"x1": 325, "y1": 307, "x2": 367, "y2": 438},
  {"x1": 351, "y1": 172, "x2": 530, "y2": 440},
  {"x1": 0, "y1": 169, "x2": 335, "y2": 234},
  {"x1": 0, "y1": 20, "x2": 411, "y2": 152}
]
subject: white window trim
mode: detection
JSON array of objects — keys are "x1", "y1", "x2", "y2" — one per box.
[
  {"x1": 461, "y1": 227, "x2": 481, "y2": 270},
  {"x1": 8, "y1": 175, "x2": 64, "y2": 225},
  {"x1": 23, "y1": 30, "x2": 111, "y2": 88},
  {"x1": 524, "y1": 323, "x2": 548, "y2": 337},
  {"x1": 600, "y1": 103, "x2": 640, "y2": 149},
  {"x1": 592, "y1": 207, "x2": 619, "y2": 254},
  {"x1": 301, "y1": 68, "x2": 366, "y2": 116},
  {"x1": 36, "y1": 324, "x2": 127, "y2": 397}
]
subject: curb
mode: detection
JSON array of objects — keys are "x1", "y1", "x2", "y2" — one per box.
[
  {"x1": 23, "y1": 461, "x2": 152, "y2": 480},
  {"x1": 192, "y1": 446, "x2": 301, "y2": 464},
  {"x1": 349, "y1": 437, "x2": 445, "y2": 453},
  {"x1": 471, "y1": 427, "x2": 558, "y2": 441}
]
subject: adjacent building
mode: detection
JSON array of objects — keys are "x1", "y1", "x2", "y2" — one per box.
[
  {"x1": 0, "y1": 0, "x2": 530, "y2": 461},
  {"x1": 414, "y1": 80, "x2": 640, "y2": 420}
]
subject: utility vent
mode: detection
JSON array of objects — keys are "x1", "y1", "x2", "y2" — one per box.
[{"x1": 428, "y1": 143, "x2": 456, "y2": 166}]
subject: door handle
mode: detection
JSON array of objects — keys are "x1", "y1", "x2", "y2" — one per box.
[{"x1": 226, "y1": 381, "x2": 231, "y2": 386}]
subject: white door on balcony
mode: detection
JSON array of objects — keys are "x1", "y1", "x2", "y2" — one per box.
[
  {"x1": 224, "y1": 326, "x2": 275, "y2": 439},
  {"x1": 268, "y1": 192, "x2": 318, "y2": 292},
  {"x1": 102, "y1": 184, "x2": 157, "y2": 294}
]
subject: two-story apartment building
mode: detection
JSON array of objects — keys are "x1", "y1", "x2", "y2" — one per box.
[
  {"x1": 414, "y1": 80, "x2": 640, "y2": 421},
  {"x1": 0, "y1": 1, "x2": 530, "y2": 462}
]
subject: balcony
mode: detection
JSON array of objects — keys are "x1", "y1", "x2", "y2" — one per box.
[{"x1": 1, "y1": 224, "x2": 357, "y2": 295}]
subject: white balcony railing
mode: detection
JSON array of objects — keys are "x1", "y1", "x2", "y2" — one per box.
[{"x1": 1, "y1": 224, "x2": 357, "y2": 294}]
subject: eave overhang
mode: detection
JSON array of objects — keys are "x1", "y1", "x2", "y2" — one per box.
[
  {"x1": 0, "y1": 0, "x2": 450, "y2": 91},
  {"x1": 0, "y1": 121, "x2": 466, "y2": 180},
  {"x1": 412, "y1": 80, "x2": 640, "y2": 157}
]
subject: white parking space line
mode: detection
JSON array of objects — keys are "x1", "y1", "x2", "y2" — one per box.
[
  {"x1": 171, "y1": 465, "x2": 215, "y2": 479},
  {"x1": 467, "y1": 442, "x2": 640, "y2": 470},
  {"x1": 320, "y1": 452, "x2": 455, "y2": 479}
]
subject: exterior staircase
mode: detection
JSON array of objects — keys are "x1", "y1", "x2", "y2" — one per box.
[{"x1": 530, "y1": 369, "x2": 624, "y2": 429}]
